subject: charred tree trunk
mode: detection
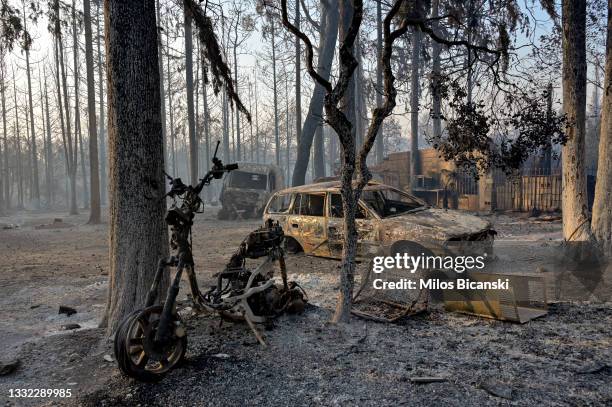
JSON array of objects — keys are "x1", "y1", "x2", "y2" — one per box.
[
  {"x1": 84, "y1": 0, "x2": 101, "y2": 223},
  {"x1": 561, "y1": 0, "x2": 590, "y2": 241},
  {"x1": 165, "y1": 26, "x2": 176, "y2": 174},
  {"x1": 73, "y1": 1, "x2": 89, "y2": 209},
  {"x1": 285, "y1": 71, "x2": 291, "y2": 181},
  {"x1": 156, "y1": 0, "x2": 167, "y2": 169},
  {"x1": 233, "y1": 18, "x2": 241, "y2": 161},
  {"x1": 97, "y1": 1, "x2": 107, "y2": 206},
  {"x1": 43, "y1": 73, "x2": 54, "y2": 207},
  {"x1": 202, "y1": 71, "x2": 211, "y2": 202},
  {"x1": 53, "y1": 39, "x2": 68, "y2": 211},
  {"x1": 291, "y1": 0, "x2": 338, "y2": 186},
  {"x1": 313, "y1": 123, "x2": 325, "y2": 179},
  {"x1": 184, "y1": 3, "x2": 198, "y2": 185},
  {"x1": 53, "y1": 0, "x2": 78, "y2": 215},
  {"x1": 38, "y1": 70, "x2": 50, "y2": 207},
  {"x1": 541, "y1": 83, "x2": 553, "y2": 175},
  {"x1": 591, "y1": 2, "x2": 612, "y2": 250},
  {"x1": 254, "y1": 67, "x2": 260, "y2": 163},
  {"x1": 222, "y1": 90, "x2": 230, "y2": 162},
  {"x1": 12, "y1": 66, "x2": 23, "y2": 209},
  {"x1": 282, "y1": 0, "x2": 410, "y2": 323},
  {"x1": 23, "y1": 12, "x2": 40, "y2": 209},
  {"x1": 430, "y1": 0, "x2": 441, "y2": 142},
  {"x1": 102, "y1": 0, "x2": 169, "y2": 334},
  {"x1": 294, "y1": 0, "x2": 301, "y2": 156},
  {"x1": 1, "y1": 64, "x2": 8, "y2": 209},
  {"x1": 410, "y1": 25, "x2": 421, "y2": 193},
  {"x1": 271, "y1": 19, "x2": 281, "y2": 166},
  {"x1": 374, "y1": 0, "x2": 383, "y2": 163}
]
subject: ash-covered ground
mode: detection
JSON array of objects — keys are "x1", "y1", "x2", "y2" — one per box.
[{"x1": 0, "y1": 209, "x2": 610, "y2": 406}]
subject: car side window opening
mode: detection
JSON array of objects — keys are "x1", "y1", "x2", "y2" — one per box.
[
  {"x1": 267, "y1": 194, "x2": 292, "y2": 213},
  {"x1": 361, "y1": 188, "x2": 424, "y2": 218},
  {"x1": 292, "y1": 193, "x2": 325, "y2": 216},
  {"x1": 329, "y1": 194, "x2": 366, "y2": 219},
  {"x1": 229, "y1": 171, "x2": 267, "y2": 190}
]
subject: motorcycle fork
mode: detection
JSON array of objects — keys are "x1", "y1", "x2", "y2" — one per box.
[
  {"x1": 145, "y1": 256, "x2": 176, "y2": 308},
  {"x1": 154, "y1": 260, "x2": 185, "y2": 345}
]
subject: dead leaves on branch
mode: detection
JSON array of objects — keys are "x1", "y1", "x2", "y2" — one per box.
[{"x1": 183, "y1": 0, "x2": 251, "y2": 122}]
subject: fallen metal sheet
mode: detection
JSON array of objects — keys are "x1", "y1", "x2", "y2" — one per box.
[{"x1": 443, "y1": 271, "x2": 548, "y2": 323}]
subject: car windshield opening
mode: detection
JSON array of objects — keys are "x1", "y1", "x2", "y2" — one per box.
[
  {"x1": 229, "y1": 171, "x2": 267, "y2": 190},
  {"x1": 362, "y1": 189, "x2": 424, "y2": 218}
]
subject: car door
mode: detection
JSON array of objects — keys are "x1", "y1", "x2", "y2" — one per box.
[
  {"x1": 288, "y1": 193, "x2": 330, "y2": 257},
  {"x1": 327, "y1": 193, "x2": 379, "y2": 258}
]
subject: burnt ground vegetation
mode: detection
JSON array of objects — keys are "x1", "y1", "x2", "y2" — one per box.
[{"x1": 0, "y1": 209, "x2": 610, "y2": 406}]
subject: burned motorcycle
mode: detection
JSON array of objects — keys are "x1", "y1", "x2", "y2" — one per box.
[{"x1": 114, "y1": 141, "x2": 306, "y2": 382}]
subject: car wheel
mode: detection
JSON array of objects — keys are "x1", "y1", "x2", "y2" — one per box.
[{"x1": 284, "y1": 237, "x2": 303, "y2": 254}]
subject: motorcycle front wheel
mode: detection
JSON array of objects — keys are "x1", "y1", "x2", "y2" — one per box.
[{"x1": 114, "y1": 305, "x2": 187, "y2": 382}]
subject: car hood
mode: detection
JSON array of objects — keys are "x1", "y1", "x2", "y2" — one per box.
[{"x1": 379, "y1": 208, "x2": 492, "y2": 241}]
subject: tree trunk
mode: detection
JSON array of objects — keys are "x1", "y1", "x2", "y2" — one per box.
[
  {"x1": 55, "y1": 1, "x2": 78, "y2": 216},
  {"x1": 97, "y1": 2, "x2": 107, "y2": 206},
  {"x1": 354, "y1": 36, "x2": 365, "y2": 148},
  {"x1": 254, "y1": 65, "x2": 260, "y2": 163},
  {"x1": 291, "y1": 0, "x2": 338, "y2": 186},
  {"x1": 84, "y1": 0, "x2": 101, "y2": 223},
  {"x1": 156, "y1": 0, "x2": 167, "y2": 170},
  {"x1": 294, "y1": 0, "x2": 301, "y2": 154},
  {"x1": 591, "y1": 2, "x2": 612, "y2": 250},
  {"x1": 313, "y1": 123, "x2": 325, "y2": 179},
  {"x1": 43, "y1": 73, "x2": 54, "y2": 207},
  {"x1": 561, "y1": 0, "x2": 590, "y2": 241},
  {"x1": 102, "y1": 0, "x2": 169, "y2": 335},
  {"x1": 165, "y1": 26, "x2": 176, "y2": 175},
  {"x1": 25, "y1": 100, "x2": 32, "y2": 203},
  {"x1": 184, "y1": 2, "x2": 198, "y2": 185},
  {"x1": 202, "y1": 69, "x2": 211, "y2": 202},
  {"x1": 430, "y1": 0, "x2": 441, "y2": 142},
  {"x1": 73, "y1": 1, "x2": 88, "y2": 210},
  {"x1": 53, "y1": 38, "x2": 68, "y2": 211},
  {"x1": 248, "y1": 81, "x2": 254, "y2": 161},
  {"x1": 541, "y1": 83, "x2": 553, "y2": 175},
  {"x1": 286, "y1": 73, "x2": 291, "y2": 181},
  {"x1": 410, "y1": 25, "x2": 421, "y2": 193},
  {"x1": 233, "y1": 18, "x2": 241, "y2": 161},
  {"x1": 331, "y1": 0, "x2": 358, "y2": 324},
  {"x1": 12, "y1": 66, "x2": 23, "y2": 209},
  {"x1": 222, "y1": 90, "x2": 230, "y2": 162},
  {"x1": 38, "y1": 70, "x2": 50, "y2": 207},
  {"x1": 1, "y1": 64, "x2": 8, "y2": 209},
  {"x1": 23, "y1": 12, "x2": 40, "y2": 209},
  {"x1": 271, "y1": 19, "x2": 281, "y2": 166},
  {"x1": 374, "y1": 0, "x2": 383, "y2": 163}
]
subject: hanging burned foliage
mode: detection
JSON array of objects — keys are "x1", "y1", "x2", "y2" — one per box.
[
  {"x1": 0, "y1": 2, "x2": 24, "y2": 52},
  {"x1": 183, "y1": 0, "x2": 251, "y2": 122},
  {"x1": 428, "y1": 79, "x2": 568, "y2": 177}
]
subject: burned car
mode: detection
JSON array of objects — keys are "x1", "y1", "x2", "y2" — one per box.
[
  {"x1": 218, "y1": 163, "x2": 284, "y2": 219},
  {"x1": 263, "y1": 181, "x2": 495, "y2": 258}
]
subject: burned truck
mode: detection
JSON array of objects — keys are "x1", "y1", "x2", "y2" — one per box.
[{"x1": 218, "y1": 163, "x2": 284, "y2": 220}]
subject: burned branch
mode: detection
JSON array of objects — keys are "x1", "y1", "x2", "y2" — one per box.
[{"x1": 183, "y1": 0, "x2": 251, "y2": 121}]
